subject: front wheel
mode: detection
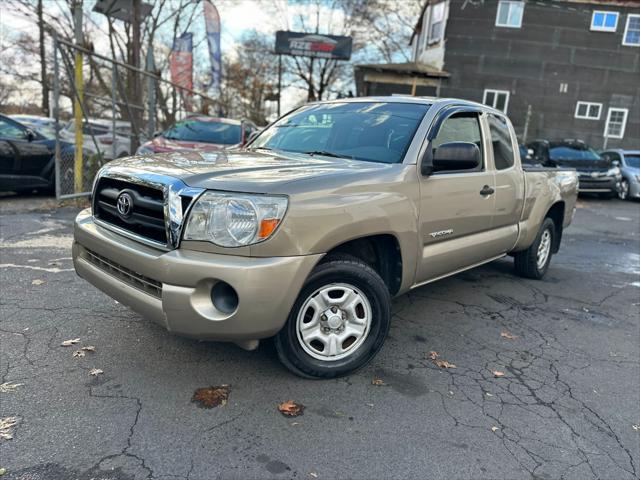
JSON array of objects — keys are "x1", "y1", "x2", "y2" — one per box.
[
  {"x1": 274, "y1": 255, "x2": 391, "y2": 379},
  {"x1": 514, "y1": 217, "x2": 555, "y2": 280},
  {"x1": 618, "y1": 179, "x2": 629, "y2": 200}
]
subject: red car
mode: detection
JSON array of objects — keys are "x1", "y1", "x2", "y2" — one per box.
[{"x1": 136, "y1": 116, "x2": 258, "y2": 154}]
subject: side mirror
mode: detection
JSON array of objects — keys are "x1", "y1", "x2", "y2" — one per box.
[
  {"x1": 612, "y1": 160, "x2": 620, "y2": 167},
  {"x1": 423, "y1": 142, "x2": 480, "y2": 174},
  {"x1": 25, "y1": 129, "x2": 36, "y2": 142},
  {"x1": 247, "y1": 131, "x2": 260, "y2": 144}
]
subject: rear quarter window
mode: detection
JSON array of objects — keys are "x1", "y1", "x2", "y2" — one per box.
[{"x1": 488, "y1": 114, "x2": 515, "y2": 170}]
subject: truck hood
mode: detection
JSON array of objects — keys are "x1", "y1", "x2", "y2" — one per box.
[{"x1": 106, "y1": 150, "x2": 395, "y2": 193}]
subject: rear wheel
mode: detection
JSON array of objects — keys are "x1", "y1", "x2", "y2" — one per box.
[
  {"x1": 274, "y1": 254, "x2": 390, "y2": 379},
  {"x1": 514, "y1": 217, "x2": 555, "y2": 280}
]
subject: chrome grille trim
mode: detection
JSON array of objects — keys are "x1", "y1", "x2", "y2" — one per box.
[
  {"x1": 84, "y1": 248, "x2": 163, "y2": 298},
  {"x1": 91, "y1": 166, "x2": 204, "y2": 250}
]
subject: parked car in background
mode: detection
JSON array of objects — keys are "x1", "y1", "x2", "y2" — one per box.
[
  {"x1": 136, "y1": 116, "x2": 258, "y2": 154},
  {"x1": 10, "y1": 114, "x2": 59, "y2": 138},
  {"x1": 527, "y1": 139, "x2": 621, "y2": 198},
  {"x1": 601, "y1": 149, "x2": 640, "y2": 201},
  {"x1": 60, "y1": 119, "x2": 133, "y2": 160},
  {"x1": 0, "y1": 113, "x2": 74, "y2": 193}
]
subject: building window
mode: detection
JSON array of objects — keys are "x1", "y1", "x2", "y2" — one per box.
[
  {"x1": 496, "y1": 1, "x2": 524, "y2": 28},
  {"x1": 575, "y1": 102, "x2": 602, "y2": 120},
  {"x1": 604, "y1": 108, "x2": 628, "y2": 139},
  {"x1": 591, "y1": 11, "x2": 618, "y2": 32},
  {"x1": 428, "y1": 2, "x2": 446, "y2": 44},
  {"x1": 623, "y1": 14, "x2": 640, "y2": 46},
  {"x1": 483, "y1": 89, "x2": 510, "y2": 113}
]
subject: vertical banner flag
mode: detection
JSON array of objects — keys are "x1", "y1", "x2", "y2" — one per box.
[
  {"x1": 203, "y1": 0, "x2": 221, "y2": 93},
  {"x1": 169, "y1": 32, "x2": 194, "y2": 111}
]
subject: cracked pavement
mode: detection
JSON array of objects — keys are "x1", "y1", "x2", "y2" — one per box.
[{"x1": 0, "y1": 196, "x2": 638, "y2": 479}]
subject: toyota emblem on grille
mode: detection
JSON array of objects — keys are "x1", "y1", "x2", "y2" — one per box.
[{"x1": 116, "y1": 192, "x2": 133, "y2": 218}]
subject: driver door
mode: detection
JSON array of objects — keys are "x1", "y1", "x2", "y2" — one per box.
[{"x1": 415, "y1": 109, "x2": 497, "y2": 284}]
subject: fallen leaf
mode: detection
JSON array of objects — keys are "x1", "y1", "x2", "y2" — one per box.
[
  {"x1": 492, "y1": 370, "x2": 505, "y2": 378},
  {"x1": 81, "y1": 345, "x2": 96, "y2": 352},
  {"x1": 0, "y1": 417, "x2": 19, "y2": 441},
  {"x1": 192, "y1": 385, "x2": 230, "y2": 409},
  {"x1": 435, "y1": 359, "x2": 457, "y2": 369},
  {"x1": 89, "y1": 368, "x2": 104, "y2": 376},
  {"x1": 0, "y1": 467, "x2": 6, "y2": 475},
  {"x1": 633, "y1": 425, "x2": 639, "y2": 431},
  {"x1": 500, "y1": 331, "x2": 518, "y2": 340},
  {"x1": 491, "y1": 426, "x2": 499, "y2": 432},
  {"x1": 31, "y1": 279, "x2": 44, "y2": 285},
  {"x1": 61, "y1": 338, "x2": 80, "y2": 347},
  {"x1": 290, "y1": 422, "x2": 300, "y2": 426},
  {"x1": 309, "y1": 473, "x2": 318, "y2": 478},
  {"x1": 485, "y1": 392, "x2": 493, "y2": 397},
  {"x1": 366, "y1": 403, "x2": 374, "y2": 408},
  {"x1": 371, "y1": 378, "x2": 385, "y2": 386},
  {"x1": 72, "y1": 350, "x2": 85, "y2": 358},
  {"x1": 0, "y1": 383, "x2": 22, "y2": 393},
  {"x1": 427, "y1": 351, "x2": 439, "y2": 360},
  {"x1": 278, "y1": 400, "x2": 305, "y2": 417}
]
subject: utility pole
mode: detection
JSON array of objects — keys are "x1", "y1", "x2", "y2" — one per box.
[
  {"x1": 130, "y1": 0, "x2": 142, "y2": 151},
  {"x1": 73, "y1": 0, "x2": 83, "y2": 194},
  {"x1": 37, "y1": 0, "x2": 49, "y2": 116},
  {"x1": 277, "y1": 54, "x2": 282, "y2": 117}
]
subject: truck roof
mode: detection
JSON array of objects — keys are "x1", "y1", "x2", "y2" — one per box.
[{"x1": 308, "y1": 96, "x2": 505, "y2": 116}]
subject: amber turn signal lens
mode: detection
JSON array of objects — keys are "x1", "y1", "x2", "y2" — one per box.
[{"x1": 258, "y1": 218, "x2": 280, "y2": 239}]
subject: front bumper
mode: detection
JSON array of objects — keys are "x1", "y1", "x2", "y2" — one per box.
[
  {"x1": 578, "y1": 175, "x2": 619, "y2": 193},
  {"x1": 73, "y1": 209, "x2": 321, "y2": 341}
]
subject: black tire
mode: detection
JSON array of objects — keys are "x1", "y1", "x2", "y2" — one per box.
[
  {"x1": 514, "y1": 217, "x2": 556, "y2": 280},
  {"x1": 274, "y1": 254, "x2": 391, "y2": 379}
]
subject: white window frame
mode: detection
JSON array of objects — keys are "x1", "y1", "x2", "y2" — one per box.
[
  {"x1": 604, "y1": 108, "x2": 629, "y2": 139},
  {"x1": 427, "y1": 1, "x2": 446, "y2": 45},
  {"x1": 483, "y1": 89, "x2": 510, "y2": 114},
  {"x1": 495, "y1": 1, "x2": 524, "y2": 29},
  {"x1": 574, "y1": 101, "x2": 602, "y2": 120},
  {"x1": 622, "y1": 14, "x2": 640, "y2": 46},
  {"x1": 590, "y1": 11, "x2": 619, "y2": 32}
]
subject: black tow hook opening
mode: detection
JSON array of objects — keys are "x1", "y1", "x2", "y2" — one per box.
[{"x1": 211, "y1": 281, "x2": 239, "y2": 314}]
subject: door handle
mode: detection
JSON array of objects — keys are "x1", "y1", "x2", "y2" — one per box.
[{"x1": 480, "y1": 185, "x2": 495, "y2": 196}]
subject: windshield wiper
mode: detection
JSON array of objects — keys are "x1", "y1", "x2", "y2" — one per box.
[{"x1": 303, "y1": 150, "x2": 352, "y2": 159}]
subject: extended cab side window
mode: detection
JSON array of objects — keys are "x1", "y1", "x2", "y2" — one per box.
[
  {"x1": 488, "y1": 114, "x2": 515, "y2": 170},
  {"x1": 431, "y1": 113, "x2": 484, "y2": 172}
]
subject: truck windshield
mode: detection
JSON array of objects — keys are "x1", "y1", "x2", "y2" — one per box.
[{"x1": 250, "y1": 102, "x2": 430, "y2": 164}]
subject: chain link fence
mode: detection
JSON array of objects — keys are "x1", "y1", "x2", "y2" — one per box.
[{"x1": 52, "y1": 35, "x2": 217, "y2": 199}]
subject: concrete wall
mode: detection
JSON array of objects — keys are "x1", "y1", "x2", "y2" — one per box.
[{"x1": 435, "y1": 0, "x2": 640, "y2": 149}]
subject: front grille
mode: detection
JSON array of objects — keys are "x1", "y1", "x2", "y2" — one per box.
[
  {"x1": 84, "y1": 248, "x2": 162, "y2": 298},
  {"x1": 93, "y1": 177, "x2": 167, "y2": 244}
]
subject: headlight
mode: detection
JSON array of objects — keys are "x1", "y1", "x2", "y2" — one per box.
[
  {"x1": 183, "y1": 192, "x2": 288, "y2": 247},
  {"x1": 136, "y1": 144, "x2": 154, "y2": 155},
  {"x1": 606, "y1": 166, "x2": 621, "y2": 177}
]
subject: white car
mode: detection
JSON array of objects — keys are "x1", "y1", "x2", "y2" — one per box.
[{"x1": 60, "y1": 119, "x2": 134, "y2": 160}]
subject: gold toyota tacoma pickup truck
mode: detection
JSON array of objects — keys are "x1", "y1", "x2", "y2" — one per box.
[{"x1": 73, "y1": 97, "x2": 578, "y2": 378}]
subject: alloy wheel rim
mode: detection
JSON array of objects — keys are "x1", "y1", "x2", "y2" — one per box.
[
  {"x1": 296, "y1": 283, "x2": 372, "y2": 361},
  {"x1": 537, "y1": 229, "x2": 552, "y2": 270},
  {"x1": 619, "y1": 181, "x2": 628, "y2": 200}
]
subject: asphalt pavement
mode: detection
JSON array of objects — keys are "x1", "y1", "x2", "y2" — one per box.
[{"x1": 0, "y1": 195, "x2": 638, "y2": 480}]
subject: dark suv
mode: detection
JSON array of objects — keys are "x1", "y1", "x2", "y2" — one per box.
[{"x1": 527, "y1": 139, "x2": 621, "y2": 198}]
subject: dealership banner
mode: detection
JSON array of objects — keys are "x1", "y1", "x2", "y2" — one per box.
[
  {"x1": 169, "y1": 32, "x2": 193, "y2": 111},
  {"x1": 204, "y1": 0, "x2": 222, "y2": 92},
  {"x1": 275, "y1": 31, "x2": 353, "y2": 60}
]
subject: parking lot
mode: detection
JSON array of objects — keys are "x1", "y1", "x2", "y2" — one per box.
[{"x1": 0, "y1": 196, "x2": 638, "y2": 480}]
